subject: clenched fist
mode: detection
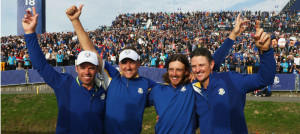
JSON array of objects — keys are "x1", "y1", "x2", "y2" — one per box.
[{"x1": 66, "y1": 5, "x2": 83, "y2": 21}]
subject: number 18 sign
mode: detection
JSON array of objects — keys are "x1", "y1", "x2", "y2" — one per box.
[{"x1": 17, "y1": 0, "x2": 46, "y2": 35}]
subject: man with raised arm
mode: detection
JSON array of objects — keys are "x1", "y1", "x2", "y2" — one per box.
[
  {"x1": 148, "y1": 13, "x2": 249, "y2": 134},
  {"x1": 191, "y1": 20, "x2": 276, "y2": 134},
  {"x1": 66, "y1": 5, "x2": 249, "y2": 133},
  {"x1": 66, "y1": 5, "x2": 157, "y2": 134},
  {"x1": 22, "y1": 7, "x2": 105, "y2": 134}
]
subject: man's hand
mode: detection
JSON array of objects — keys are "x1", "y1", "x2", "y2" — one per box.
[
  {"x1": 66, "y1": 5, "x2": 83, "y2": 21},
  {"x1": 229, "y1": 13, "x2": 249, "y2": 40},
  {"x1": 189, "y1": 72, "x2": 196, "y2": 82},
  {"x1": 253, "y1": 20, "x2": 271, "y2": 52},
  {"x1": 22, "y1": 7, "x2": 39, "y2": 34}
]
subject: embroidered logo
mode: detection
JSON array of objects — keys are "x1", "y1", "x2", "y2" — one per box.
[
  {"x1": 218, "y1": 88, "x2": 225, "y2": 95},
  {"x1": 125, "y1": 50, "x2": 131, "y2": 55},
  {"x1": 85, "y1": 52, "x2": 91, "y2": 57},
  {"x1": 138, "y1": 88, "x2": 143, "y2": 94},
  {"x1": 274, "y1": 76, "x2": 280, "y2": 85},
  {"x1": 101, "y1": 94, "x2": 105, "y2": 100},
  {"x1": 180, "y1": 86, "x2": 186, "y2": 92}
]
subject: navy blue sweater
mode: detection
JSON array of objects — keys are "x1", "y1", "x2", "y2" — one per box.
[
  {"x1": 25, "y1": 33, "x2": 106, "y2": 134},
  {"x1": 193, "y1": 49, "x2": 276, "y2": 134}
]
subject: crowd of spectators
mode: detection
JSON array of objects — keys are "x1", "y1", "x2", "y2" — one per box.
[{"x1": 1, "y1": 10, "x2": 299, "y2": 75}]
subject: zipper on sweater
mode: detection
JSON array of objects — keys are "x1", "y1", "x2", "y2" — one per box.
[
  {"x1": 88, "y1": 94, "x2": 94, "y2": 133},
  {"x1": 90, "y1": 94, "x2": 94, "y2": 110},
  {"x1": 127, "y1": 79, "x2": 129, "y2": 88}
]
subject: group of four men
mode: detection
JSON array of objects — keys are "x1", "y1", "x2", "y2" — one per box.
[{"x1": 22, "y1": 5, "x2": 275, "y2": 134}]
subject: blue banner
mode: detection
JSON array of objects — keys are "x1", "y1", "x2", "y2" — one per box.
[
  {"x1": 271, "y1": 74, "x2": 296, "y2": 91},
  {"x1": 141, "y1": 67, "x2": 166, "y2": 83},
  {"x1": 113, "y1": 65, "x2": 167, "y2": 83},
  {"x1": 64, "y1": 66, "x2": 77, "y2": 79},
  {"x1": 1, "y1": 70, "x2": 26, "y2": 86},
  {"x1": 17, "y1": 0, "x2": 45, "y2": 35},
  {"x1": 28, "y1": 67, "x2": 62, "y2": 83}
]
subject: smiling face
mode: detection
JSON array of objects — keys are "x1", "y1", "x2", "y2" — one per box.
[
  {"x1": 191, "y1": 56, "x2": 214, "y2": 88},
  {"x1": 76, "y1": 62, "x2": 98, "y2": 89},
  {"x1": 119, "y1": 58, "x2": 140, "y2": 79},
  {"x1": 272, "y1": 39, "x2": 278, "y2": 47},
  {"x1": 168, "y1": 61, "x2": 187, "y2": 88}
]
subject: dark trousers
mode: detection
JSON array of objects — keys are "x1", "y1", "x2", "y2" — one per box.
[
  {"x1": 51, "y1": 59, "x2": 56, "y2": 66},
  {"x1": 57, "y1": 62, "x2": 63, "y2": 66}
]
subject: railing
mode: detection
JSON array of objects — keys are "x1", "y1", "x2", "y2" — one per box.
[{"x1": 1, "y1": 66, "x2": 299, "y2": 92}]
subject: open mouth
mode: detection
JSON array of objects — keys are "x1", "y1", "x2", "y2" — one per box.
[
  {"x1": 196, "y1": 73, "x2": 203, "y2": 76},
  {"x1": 83, "y1": 75, "x2": 92, "y2": 79}
]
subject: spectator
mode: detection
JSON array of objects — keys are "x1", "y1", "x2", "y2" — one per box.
[
  {"x1": 158, "y1": 60, "x2": 164, "y2": 68},
  {"x1": 253, "y1": 55, "x2": 260, "y2": 73},
  {"x1": 294, "y1": 54, "x2": 300, "y2": 66},
  {"x1": 246, "y1": 56, "x2": 254, "y2": 74},
  {"x1": 235, "y1": 57, "x2": 242, "y2": 73},
  {"x1": 141, "y1": 59, "x2": 149, "y2": 67},
  {"x1": 286, "y1": 55, "x2": 294, "y2": 70},
  {"x1": 51, "y1": 50, "x2": 57, "y2": 66},
  {"x1": 150, "y1": 54, "x2": 157, "y2": 67},
  {"x1": 276, "y1": 61, "x2": 283, "y2": 73},
  {"x1": 69, "y1": 50, "x2": 76, "y2": 65},
  {"x1": 63, "y1": 51, "x2": 69, "y2": 66},
  {"x1": 281, "y1": 59, "x2": 289, "y2": 73},
  {"x1": 107, "y1": 56, "x2": 113, "y2": 65},
  {"x1": 289, "y1": 63, "x2": 300, "y2": 74},
  {"x1": 16, "y1": 62, "x2": 24, "y2": 70},
  {"x1": 1, "y1": 9, "x2": 299, "y2": 72},
  {"x1": 56, "y1": 51, "x2": 64, "y2": 66},
  {"x1": 45, "y1": 49, "x2": 51, "y2": 64},
  {"x1": 1, "y1": 52, "x2": 7, "y2": 71},
  {"x1": 7, "y1": 53, "x2": 16, "y2": 70},
  {"x1": 23, "y1": 53, "x2": 31, "y2": 69},
  {"x1": 111, "y1": 54, "x2": 116, "y2": 65}
]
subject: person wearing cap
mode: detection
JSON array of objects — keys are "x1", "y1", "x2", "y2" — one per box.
[
  {"x1": 67, "y1": 7, "x2": 249, "y2": 134},
  {"x1": 289, "y1": 37, "x2": 298, "y2": 46},
  {"x1": 281, "y1": 59, "x2": 289, "y2": 73},
  {"x1": 22, "y1": 7, "x2": 106, "y2": 134},
  {"x1": 66, "y1": 5, "x2": 156, "y2": 134}
]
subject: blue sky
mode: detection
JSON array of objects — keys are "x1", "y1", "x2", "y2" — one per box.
[{"x1": 1, "y1": 0, "x2": 289, "y2": 36}]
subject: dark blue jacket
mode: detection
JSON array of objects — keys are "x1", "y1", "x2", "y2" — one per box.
[
  {"x1": 194, "y1": 49, "x2": 276, "y2": 134},
  {"x1": 103, "y1": 62, "x2": 157, "y2": 134},
  {"x1": 25, "y1": 33, "x2": 106, "y2": 134},
  {"x1": 148, "y1": 83, "x2": 196, "y2": 134},
  {"x1": 146, "y1": 37, "x2": 234, "y2": 134}
]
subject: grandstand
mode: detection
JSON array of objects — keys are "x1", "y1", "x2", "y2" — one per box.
[
  {"x1": 1, "y1": 7, "x2": 300, "y2": 92},
  {"x1": 281, "y1": 0, "x2": 300, "y2": 12}
]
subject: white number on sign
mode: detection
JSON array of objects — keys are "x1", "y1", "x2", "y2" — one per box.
[{"x1": 25, "y1": 0, "x2": 35, "y2": 6}]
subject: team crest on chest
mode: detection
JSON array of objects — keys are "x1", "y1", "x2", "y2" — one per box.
[
  {"x1": 138, "y1": 88, "x2": 143, "y2": 94},
  {"x1": 101, "y1": 94, "x2": 105, "y2": 100},
  {"x1": 218, "y1": 88, "x2": 225, "y2": 95},
  {"x1": 180, "y1": 86, "x2": 186, "y2": 92}
]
